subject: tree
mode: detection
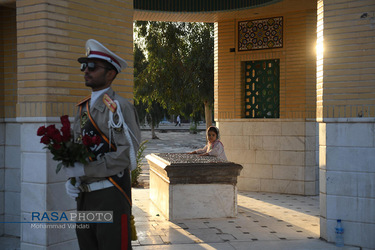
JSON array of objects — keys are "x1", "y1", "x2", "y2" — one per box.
[
  {"x1": 134, "y1": 21, "x2": 214, "y2": 134},
  {"x1": 186, "y1": 23, "x2": 214, "y2": 129},
  {"x1": 133, "y1": 43, "x2": 165, "y2": 139}
]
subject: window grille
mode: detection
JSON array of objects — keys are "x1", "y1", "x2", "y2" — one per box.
[{"x1": 245, "y1": 59, "x2": 280, "y2": 118}]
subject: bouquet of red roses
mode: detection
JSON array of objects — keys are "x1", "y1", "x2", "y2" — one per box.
[{"x1": 37, "y1": 115, "x2": 101, "y2": 174}]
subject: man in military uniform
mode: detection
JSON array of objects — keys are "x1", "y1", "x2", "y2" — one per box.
[{"x1": 63, "y1": 39, "x2": 141, "y2": 250}]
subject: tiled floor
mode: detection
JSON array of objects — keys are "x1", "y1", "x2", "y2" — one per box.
[
  {"x1": 131, "y1": 189, "x2": 357, "y2": 250},
  {"x1": 132, "y1": 129, "x2": 358, "y2": 250},
  {"x1": 0, "y1": 128, "x2": 359, "y2": 249},
  {"x1": 133, "y1": 189, "x2": 313, "y2": 248}
]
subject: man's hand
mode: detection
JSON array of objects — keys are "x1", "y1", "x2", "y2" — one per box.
[
  {"x1": 62, "y1": 162, "x2": 85, "y2": 178},
  {"x1": 65, "y1": 178, "x2": 81, "y2": 199}
]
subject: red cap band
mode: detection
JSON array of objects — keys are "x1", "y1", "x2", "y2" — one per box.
[{"x1": 89, "y1": 51, "x2": 120, "y2": 66}]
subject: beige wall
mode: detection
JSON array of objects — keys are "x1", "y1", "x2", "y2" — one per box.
[
  {"x1": 215, "y1": 9, "x2": 317, "y2": 120},
  {"x1": 317, "y1": 0, "x2": 375, "y2": 119},
  {"x1": 16, "y1": 0, "x2": 134, "y2": 118},
  {"x1": 214, "y1": 7, "x2": 318, "y2": 195},
  {"x1": 0, "y1": 5, "x2": 17, "y2": 119}
]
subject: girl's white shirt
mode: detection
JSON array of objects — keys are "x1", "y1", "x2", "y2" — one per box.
[{"x1": 195, "y1": 140, "x2": 228, "y2": 161}]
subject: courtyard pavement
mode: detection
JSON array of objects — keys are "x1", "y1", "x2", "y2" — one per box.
[
  {"x1": 131, "y1": 126, "x2": 358, "y2": 250},
  {"x1": 0, "y1": 124, "x2": 359, "y2": 249}
]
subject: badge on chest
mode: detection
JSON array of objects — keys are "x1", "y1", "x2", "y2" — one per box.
[{"x1": 103, "y1": 94, "x2": 117, "y2": 113}]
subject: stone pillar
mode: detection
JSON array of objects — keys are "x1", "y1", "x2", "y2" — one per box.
[
  {"x1": 0, "y1": 4, "x2": 19, "y2": 239},
  {"x1": 317, "y1": 0, "x2": 375, "y2": 248},
  {"x1": 4, "y1": 121, "x2": 21, "y2": 239},
  {"x1": 319, "y1": 120, "x2": 375, "y2": 248},
  {"x1": 15, "y1": 0, "x2": 134, "y2": 249},
  {"x1": 0, "y1": 120, "x2": 3, "y2": 237},
  {"x1": 19, "y1": 118, "x2": 78, "y2": 249}
]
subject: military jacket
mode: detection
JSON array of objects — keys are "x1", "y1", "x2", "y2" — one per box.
[{"x1": 73, "y1": 88, "x2": 141, "y2": 184}]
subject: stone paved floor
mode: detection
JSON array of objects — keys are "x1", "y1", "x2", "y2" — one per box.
[
  {"x1": 132, "y1": 188, "x2": 357, "y2": 250},
  {"x1": 138, "y1": 129, "x2": 207, "y2": 188},
  {"x1": 132, "y1": 129, "x2": 358, "y2": 250},
  {"x1": 0, "y1": 127, "x2": 359, "y2": 250}
]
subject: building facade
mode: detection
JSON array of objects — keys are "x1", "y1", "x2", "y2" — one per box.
[{"x1": 0, "y1": 0, "x2": 374, "y2": 249}]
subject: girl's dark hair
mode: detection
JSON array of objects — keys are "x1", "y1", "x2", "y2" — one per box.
[
  {"x1": 208, "y1": 126, "x2": 218, "y2": 135},
  {"x1": 207, "y1": 126, "x2": 219, "y2": 139}
]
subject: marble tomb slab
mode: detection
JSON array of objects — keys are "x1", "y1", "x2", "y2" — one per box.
[{"x1": 146, "y1": 153, "x2": 243, "y2": 220}]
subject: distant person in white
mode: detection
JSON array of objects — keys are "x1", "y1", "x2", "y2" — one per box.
[{"x1": 175, "y1": 115, "x2": 181, "y2": 126}]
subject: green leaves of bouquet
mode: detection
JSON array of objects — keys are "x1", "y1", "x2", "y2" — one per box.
[{"x1": 37, "y1": 115, "x2": 101, "y2": 174}]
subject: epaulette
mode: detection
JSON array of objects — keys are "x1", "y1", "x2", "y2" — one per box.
[
  {"x1": 103, "y1": 93, "x2": 117, "y2": 113},
  {"x1": 76, "y1": 95, "x2": 91, "y2": 106}
]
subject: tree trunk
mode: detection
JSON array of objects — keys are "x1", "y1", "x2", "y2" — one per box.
[
  {"x1": 204, "y1": 101, "x2": 212, "y2": 130},
  {"x1": 151, "y1": 124, "x2": 157, "y2": 139},
  {"x1": 150, "y1": 116, "x2": 158, "y2": 139}
]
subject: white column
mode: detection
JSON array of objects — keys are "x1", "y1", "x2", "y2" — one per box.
[
  {"x1": 319, "y1": 119, "x2": 375, "y2": 249},
  {"x1": 0, "y1": 120, "x2": 5, "y2": 236},
  {"x1": 19, "y1": 118, "x2": 79, "y2": 250},
  {"x1": 4, "y1": 120, "x2": 21, "y2": 238}
]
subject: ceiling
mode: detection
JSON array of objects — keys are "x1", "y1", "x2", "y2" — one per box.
[
  {"x1": 0, "y1": 0, "x2": 317, "y2": 23},
  {"x1": 133, "y1": 0, "x2": 317, "y2": 22}
]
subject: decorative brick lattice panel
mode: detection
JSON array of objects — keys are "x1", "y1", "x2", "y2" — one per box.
[
  {"x1": 238, "y1": 17, "x2": 283, "y2": 51},
  {"x1": 245, "y1": 59, "x2": 280, "y2": 118}
]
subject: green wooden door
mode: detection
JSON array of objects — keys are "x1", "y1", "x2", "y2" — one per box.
[{"x1": 245, "y1": 59, "x2": 280, "y2": 118}]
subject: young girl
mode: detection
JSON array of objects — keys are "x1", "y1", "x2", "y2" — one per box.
[{"x1": 189, "y1": 126, "x2": 227, "y2": 161}]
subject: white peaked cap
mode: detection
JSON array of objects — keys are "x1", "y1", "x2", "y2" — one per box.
[{"x1": 78, "y1": 39, "x2": 127, "y2": 73}]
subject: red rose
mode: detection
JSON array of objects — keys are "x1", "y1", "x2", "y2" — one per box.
[
  {"x1": 51, "y1": 132, "x2": 62, "y2": 143},
  {"x1": 82, "y1": 135, "x2": 92, "y2": 146},
  {"x1": 92, "y1": 135, "x2": 102, "y2": 145},
  {"x1": 40, "y1": 135, "x2": 50, "y2": 145},
  {"x1": 37, "y1": 126, "x2": 46, "y2": 136},
  {"x1": 61, "y1": 126, "x2": 71, "y2": 142},
  {"x1": 46, "y1": 125, "x2": 57, "y2": 137},
  {"x1": 36, "y1": 116, "x2": 96, "y2": 174},
  {"x1": 60, "y1": 115, "x2": 69, "y2": 123},
  {"x1": 60, "y1": 115, "x2": 70, "y2": 128}
]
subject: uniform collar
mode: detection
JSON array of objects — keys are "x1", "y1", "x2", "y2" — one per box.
[
  {"x1": 90, "y1": 87, "x2": 115, "y2": 112},
  {"x1": 91, "y1": 87, "x2": 110, "y2": 106}
]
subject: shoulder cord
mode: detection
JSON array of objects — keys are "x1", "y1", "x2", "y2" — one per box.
[{"x1": 108, "y1": 100, "x2": 140, "y2": 171}]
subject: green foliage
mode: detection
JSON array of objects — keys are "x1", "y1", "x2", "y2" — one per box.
[
  {"x1": 133, "y1": 21, "x2": 214, "y2": 124},
  {"x1": 53, "y1": 141, "x2": 94, "y2": 173},
  {"x1": 131, "y1": 140, "x2": 148, "y2": 187},
  {"x1": 134, "y1": 38, "x2": 166, "y2": 128},
  {"x1": 186, "y1": 23, "x2": 214, "y2": 114},
  {"x1": 189, "y1": 123, "x2": 198, "y2": 134}
]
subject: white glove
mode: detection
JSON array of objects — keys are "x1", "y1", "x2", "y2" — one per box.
[
  {"x1": 65, "y1": 178, "x2": 81, "y2": 199},
  {"x1": 62, "y1": 162, "x2": 85, "y2": 178}
]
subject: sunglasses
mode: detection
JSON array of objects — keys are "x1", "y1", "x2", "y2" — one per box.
[{"x1": 80, "y1": 62, "x2": 111, "y2": 72}]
